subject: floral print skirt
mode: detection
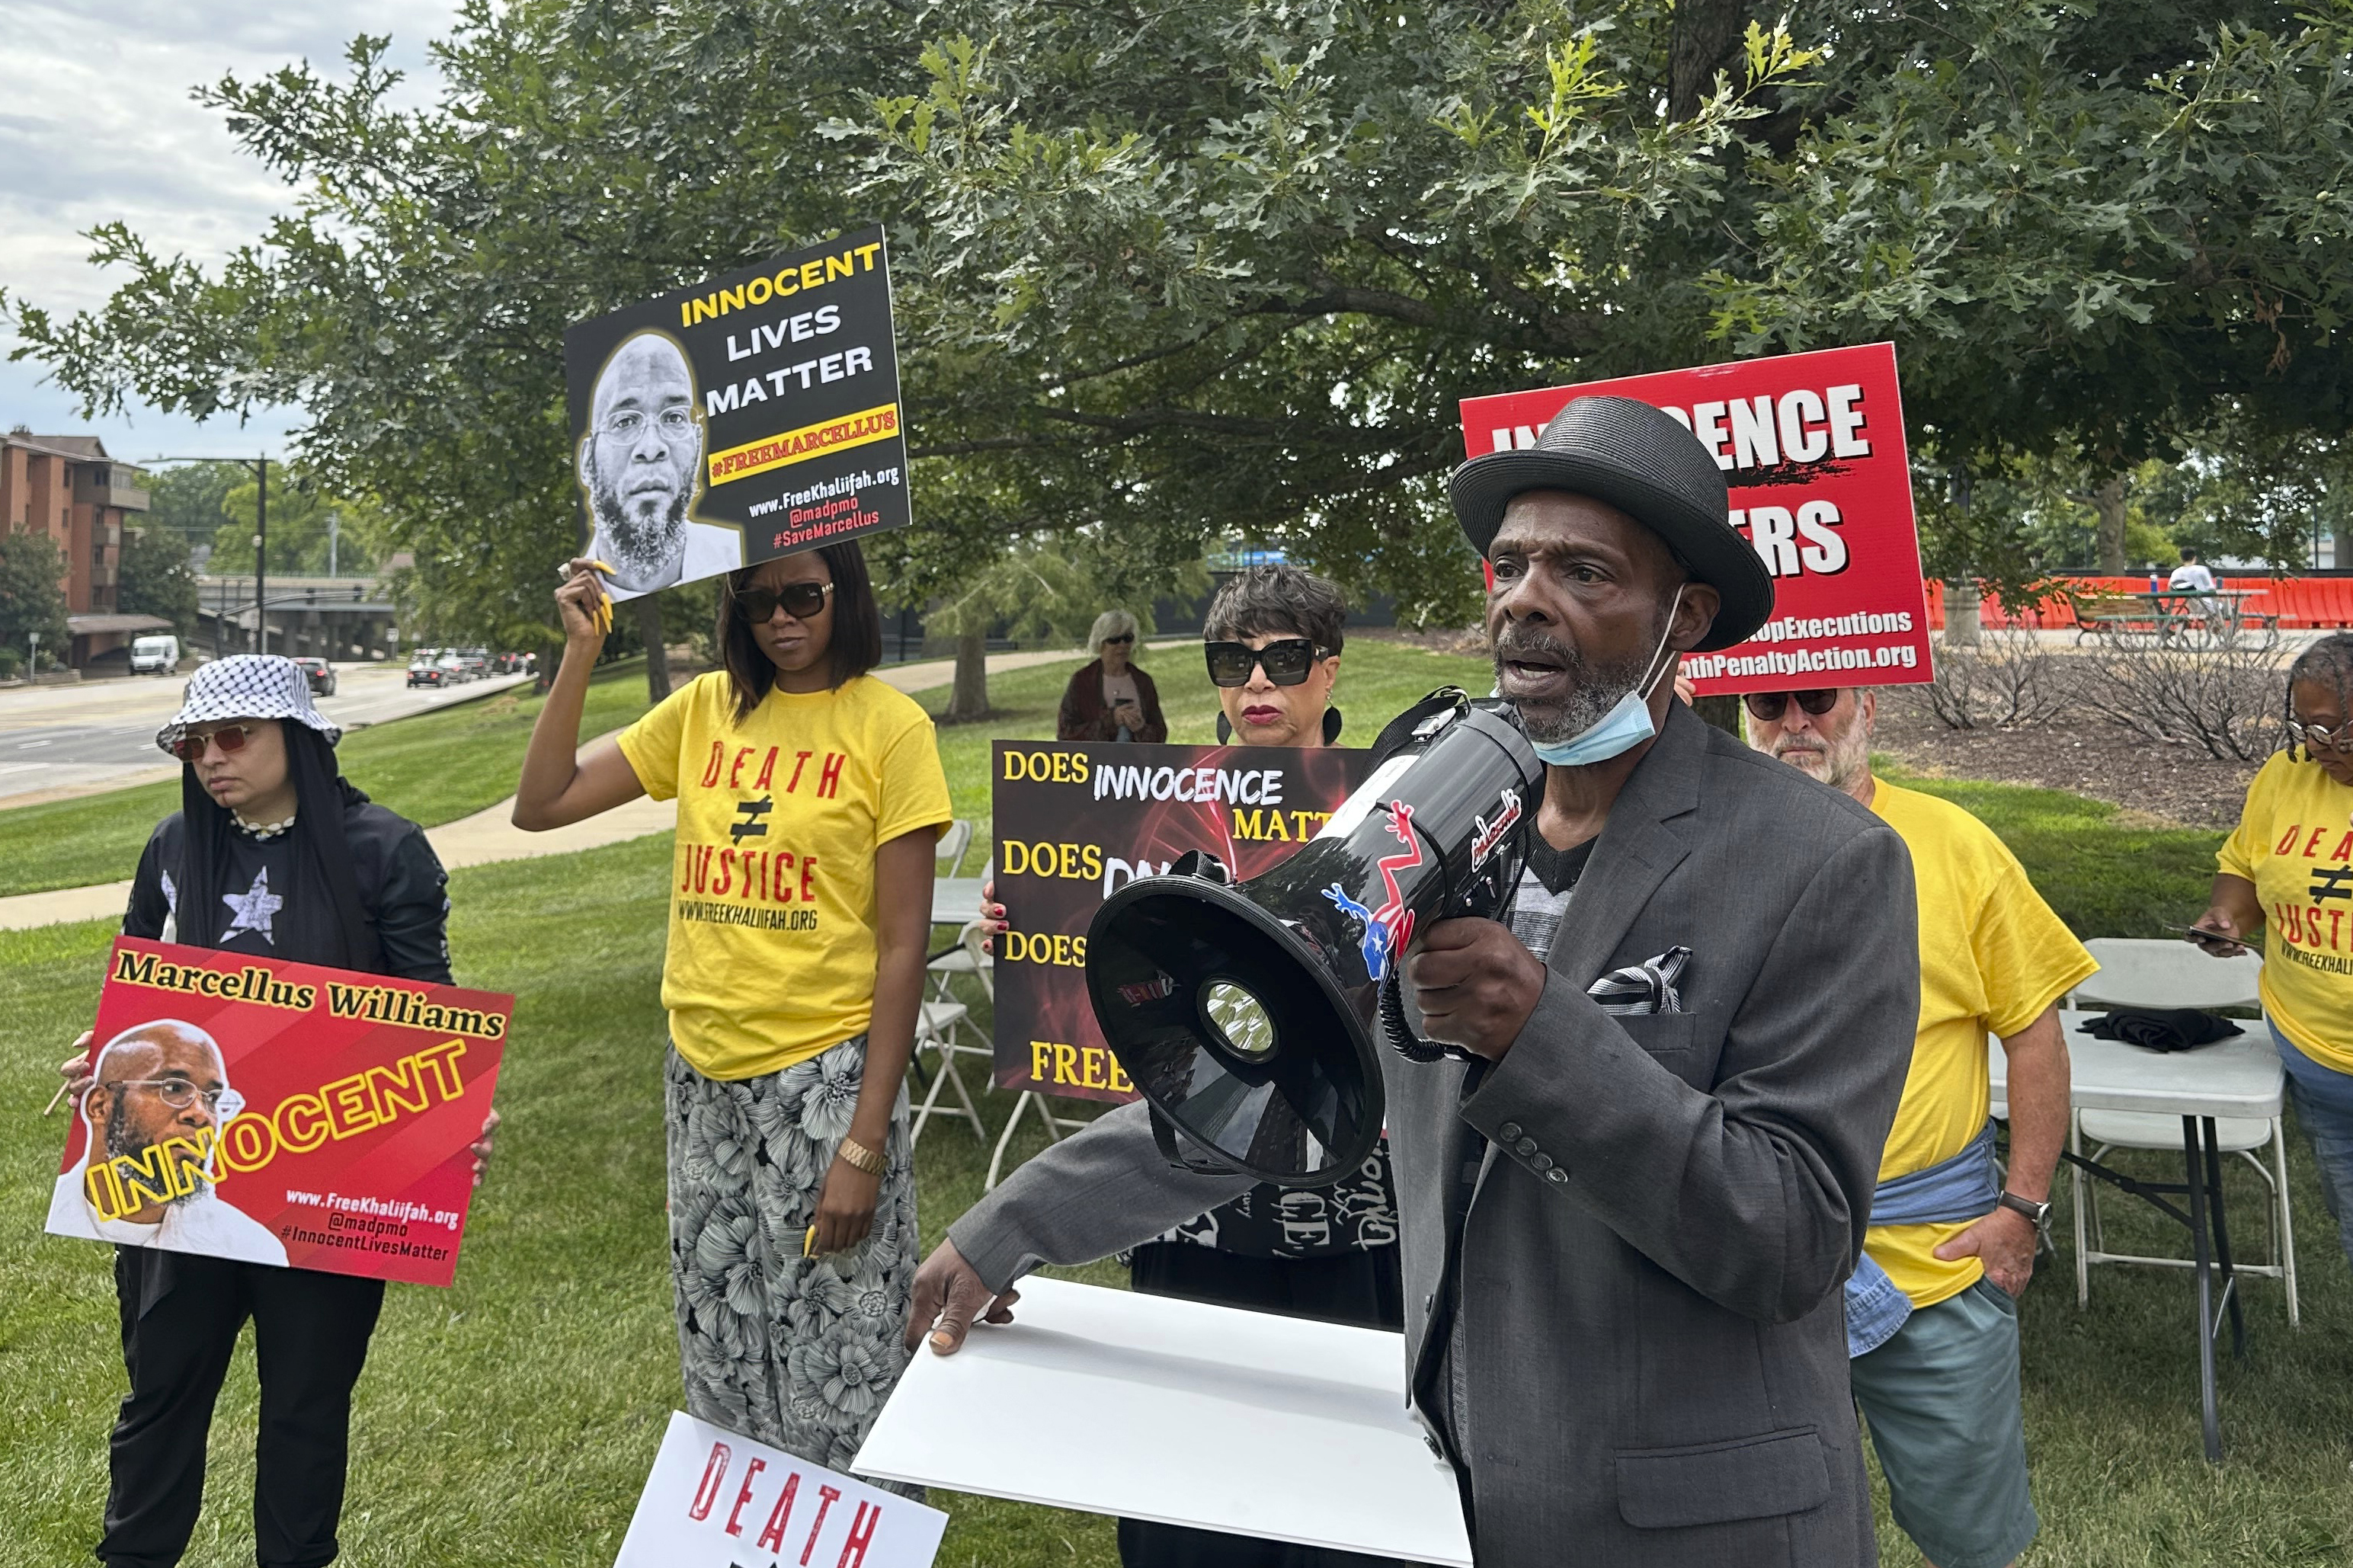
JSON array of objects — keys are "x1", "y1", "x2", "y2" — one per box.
[{"x1": 664, "y1": 1035, "x2": 921, "y2": 1494}]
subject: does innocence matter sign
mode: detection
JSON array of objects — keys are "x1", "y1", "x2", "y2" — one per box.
[
  {"x1": 565, "y1": 224, "x2": 910, "y2": 600},
  {"x1": 1460, "y1": 342, "x2": 1933, "y2": 696},
  {"x1": 991, "y1": 741, "x2": 1374, "y2": 1102},
  {"x1": 48, "y1": 937, "x2": 506, "y2": 1287}
]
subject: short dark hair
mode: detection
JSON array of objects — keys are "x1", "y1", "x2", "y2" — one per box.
[
  {"x1": 2180, "y1": 547, "x2": 2201, "y2": 562},
  {"x1": 716, "y1": 539, "x2": 884, "y2": 723},
  {"x1": 1203, "y1": 565, "x2": 1347, "y2": 654}
]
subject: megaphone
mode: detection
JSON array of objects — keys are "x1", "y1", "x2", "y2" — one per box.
[{"x1": 1084, "y1": 689, "x2": 1542, "y2": 1188}]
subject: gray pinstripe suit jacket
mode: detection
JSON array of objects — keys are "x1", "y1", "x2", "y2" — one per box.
[{"x1": 949, "y1": 702, "x2": 1919, "y2": 1566}]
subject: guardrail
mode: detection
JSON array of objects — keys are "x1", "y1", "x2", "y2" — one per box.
[{"x1": 1925, "y1": 576, "x2": 2353, "y2": 632}]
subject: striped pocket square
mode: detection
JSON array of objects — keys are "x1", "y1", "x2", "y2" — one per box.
[{"x1": 1587, "y1": 947, "x2": 1691, "y2": 1016}]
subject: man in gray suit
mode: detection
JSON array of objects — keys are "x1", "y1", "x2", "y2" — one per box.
[{"x1": 908, "y1": 397, "x2": 1919, "y2": 1566}]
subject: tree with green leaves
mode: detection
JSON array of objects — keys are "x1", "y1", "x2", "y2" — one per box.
[
  {"x1": 8, "y1": 0, "x2": 2348, "y2": 676},
  {"x1": 117, "y1": 524, "x2": 200, "y2": 638},
  {"x1": 142, "y1": 460, "x2": 245, "y2": 555},
  {"x1": 0, "y1": 534, "x2": 71, "y2": 671}
]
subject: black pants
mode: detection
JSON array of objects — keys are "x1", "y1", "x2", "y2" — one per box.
[
  {"x1": 102, "y1": 1250, "x2": 385, "y2": 1568},
  {"x1": 1118, "y1": 1241, "x2": 1413, "y2": 1568}
]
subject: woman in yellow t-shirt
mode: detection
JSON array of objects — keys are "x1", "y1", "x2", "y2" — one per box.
[
  {"x1": 2193, "y1": 632, "x2": 2353, "y2": 1276},
  {"x1": 515, "y1": 541, "x2": 951, "y2": 1482}
]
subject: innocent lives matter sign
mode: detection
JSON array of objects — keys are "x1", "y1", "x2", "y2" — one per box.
[
  {"x1": 613, "y1": 1411, "x2": 946, "y2": 1568},
  {"x1": 47, "y1": 937, "x2": 507, "y2": 1287},
  {"x1": 1460, "y1": 342, "x2": 1934, "y2": 696},
  {"x1": 565, "y1": 224, "x2": 910, "y2": 601},
  {"x1": 991, "y1": 742, "x2": 1375, "y2": 1102}
]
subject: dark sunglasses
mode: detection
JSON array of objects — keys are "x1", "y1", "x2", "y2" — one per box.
[
  {"x1": 168, "y1": 724, "x2": 258, "y2": 763},
  {"x1": 1205, "y1": 638, "x2": 1328, "y2": 688},
  {"x1": 1100, "y1": 633, "x2": 1135, "y2": 646},
  {"x1": 735, "y1": 581, "x2": 834, "y2": 622},
  {"x1": 1742, "y1": 690, "x2": 1841, "y2": 722}
]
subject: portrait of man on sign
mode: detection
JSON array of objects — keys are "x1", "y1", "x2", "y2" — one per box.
[
  {"x1": 577, "y1": 330, "x2": 744, "y2": 597},
  {"x1": 48, "y1": 1019, "x2": 288, "y2": 1266}
]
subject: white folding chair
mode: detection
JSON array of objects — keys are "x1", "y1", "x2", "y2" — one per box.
[
  {"x1": 2062, "y1": 946, "x2": 2297, "y2": 1326},
  {"x1": 908, "y1": 923, "x2": 993, "y2": 1146},
  {"x1": 936, "y1": 818, "x2": 976, "y2": 878}
]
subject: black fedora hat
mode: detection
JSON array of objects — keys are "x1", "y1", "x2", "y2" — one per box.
[{"x1": 1450, "y1": 395, "x2": 1773, "y2": 651}]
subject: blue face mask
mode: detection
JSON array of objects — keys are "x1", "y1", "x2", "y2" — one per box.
[{"x1": 1527, "y1": 587, "x2": 1685, "y2": 769}]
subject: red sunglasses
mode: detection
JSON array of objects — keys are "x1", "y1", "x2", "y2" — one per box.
[{"x1": 168, "y1": 724, "x2": 258, "y2": 763}]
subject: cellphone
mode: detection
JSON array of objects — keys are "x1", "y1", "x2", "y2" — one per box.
[{"x1": 2163, "y1": 920, "x2": 2238, "y2": 945}]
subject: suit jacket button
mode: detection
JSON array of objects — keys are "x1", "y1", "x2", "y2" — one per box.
[
  {"x1": 1498, "y1": 1122, "x2": 1522, "y2": 1142},
  {"x1": 1530, "y1": 1153, "x2": 1554, "y2": 1173},
  {"x1": 1425, "y1": 1433, "x2": 1446, "y2": 1458},
  {"x1": 1545, "y1": 1166, "x2": 1570, "y2": 1185},
  {"x1": 1515, "y1": 1137, "x2": 1538, "y2": 1157},
  {"x1": 1423, "y1": 1292, "x2": 1436, "y2": 1314}
]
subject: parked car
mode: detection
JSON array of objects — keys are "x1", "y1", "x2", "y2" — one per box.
[
  {"x1": 129, "y1": 635, "x2": 181, "y2": 675},
  {"x1": 406, "y1": 650, "x2": 448, "y2": 688},
  {"x1": 290, "y1": 657, "x2": 338, "y2": 696}
]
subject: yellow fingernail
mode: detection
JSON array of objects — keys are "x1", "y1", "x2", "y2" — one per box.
[{"x1": 802, "y1": 1226, "x2": 817, "y2": 1258}]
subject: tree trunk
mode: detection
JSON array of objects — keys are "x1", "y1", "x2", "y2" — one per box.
[
  {"x1": 2094, "y1": 474, "x2": 2129, "y2": 574},
  {"x1": 1945, "y1": 578, "x2": 1982, "y2": 648},
  {"x1": 1692, "y1": 693, "x2": 1744, "y2": 739},
  {"x1": 635, "y1": 594, "x2": 671, "y2": 702},
  {"x1": 1667, "y1": 0, "x2": 1755, "y2": 121},
  {"x1": 943, "y1": 629, "x2": 988, "y2": 722}
]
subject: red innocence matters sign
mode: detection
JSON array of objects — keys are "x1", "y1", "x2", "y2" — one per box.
[
  {"x1": 1460, "y1": 343, "x2": 1935, "y2": 696},
  {"x1": 47, "y1": 938, "x2": 506, "y2": 1287}
]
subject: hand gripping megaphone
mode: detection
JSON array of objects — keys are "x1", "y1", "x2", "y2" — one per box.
[{"x1": 1084, "y1": 689, "x2": 1543, "y2": 1188}]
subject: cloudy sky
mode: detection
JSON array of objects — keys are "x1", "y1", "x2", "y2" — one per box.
[{"x1": 0, "y1": 0, "x2": 459, "y2": 461}]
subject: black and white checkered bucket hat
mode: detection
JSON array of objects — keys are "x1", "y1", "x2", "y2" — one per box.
[{"x1": 155, "y1": 655, "x2": 341, "y2": 755}]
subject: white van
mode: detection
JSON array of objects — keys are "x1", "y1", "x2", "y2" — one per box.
[{"x1": 130, "y1": 635, "x2": 181, "y2": 675}]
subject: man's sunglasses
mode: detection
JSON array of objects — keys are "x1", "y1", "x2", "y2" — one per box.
[
  {"x1": 735, "y1": 581, "x2": 834, "y2": 622},
  {"x1": 1742, "y1": 690, "x2": 1841, "y2": 722},
  {"x1": 168, "y1": 724, "x2": 258, "y2": 763},
  {"x1": 1205, "y1": 638, "x2": 1329, "y2": 688}
]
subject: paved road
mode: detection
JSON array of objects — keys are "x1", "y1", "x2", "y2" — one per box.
[{"x1": 0, "y1": 664, "x2": 531, "y2": 805}]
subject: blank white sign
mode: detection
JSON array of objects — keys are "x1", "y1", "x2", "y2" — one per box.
[{"x1": 853, "y1": 1276, "x2": 1473, "y2": 1566}]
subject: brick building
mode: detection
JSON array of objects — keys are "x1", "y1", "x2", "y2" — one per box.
[{"x1": 0, "y1": 428, "x2": 167, "y2": 668}]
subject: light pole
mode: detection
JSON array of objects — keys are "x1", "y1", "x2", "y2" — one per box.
[{"x1": 145, "y1": 454, "x2": 270, "y2": 654}]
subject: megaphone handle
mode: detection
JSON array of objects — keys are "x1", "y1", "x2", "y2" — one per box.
[{"x1": 1381, "y1": 967, "x2": 1470, "y2": 1064}]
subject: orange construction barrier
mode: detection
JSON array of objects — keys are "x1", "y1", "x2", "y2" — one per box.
[{"x1": 1921, "y1": 576, "x2": 2353, "y2": 632}]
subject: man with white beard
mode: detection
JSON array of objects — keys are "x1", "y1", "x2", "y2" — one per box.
[
  {"x1": 578, "y1": 331, "x2": 743, "y2": 594},
  {"x1": 1743, "y1": 686, "x2": 2086, "y2": 1568}
]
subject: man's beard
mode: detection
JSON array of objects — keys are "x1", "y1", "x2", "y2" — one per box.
[
  {"x1": 1770, "y1": 719, "x2": 1871, "y2": 792},
  {"x1": 104, "y1": 1103, "x2": 207, "y2": 1206},
  {"x1": 588, "y1": 451, "x2": 692, "y2": 590},
  {"x1": 1492, "y1": 619, "x2": 1661, "y2": 744}
]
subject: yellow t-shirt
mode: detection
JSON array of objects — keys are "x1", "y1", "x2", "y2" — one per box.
[
  {"x1": 1867, "y1": 781, "x2": 2098, "y2": 1307},
  {"x1": 2217, "y1": 751, "x2": 2353, "y2": 1074},
  {"x1": 617, "y1": 671, "x2": 952, "y2": 1080}
]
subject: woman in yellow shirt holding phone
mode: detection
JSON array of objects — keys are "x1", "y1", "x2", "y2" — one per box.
[{"x1": 2193, "y1": 633, "x2": 2353, "y2": 1276}]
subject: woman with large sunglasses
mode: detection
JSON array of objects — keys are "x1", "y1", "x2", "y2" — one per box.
[
  {"x1": 515, "y1": 543, "x2": 950, "y2": 1486},
  {"x1": 53, "y1": 654, "x2": 488, "y2": 1568},
  {"x1": 1057, "y1": 608, "x2": 1167, "y2": 743},
  {"x1": 2191, "y1": 632, "x2": 2353, "y2": 1276}
]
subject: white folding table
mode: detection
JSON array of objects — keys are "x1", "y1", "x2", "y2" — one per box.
[{"x1": 1991, "y1": 1012, "x2": 2284, "y2": 1461}]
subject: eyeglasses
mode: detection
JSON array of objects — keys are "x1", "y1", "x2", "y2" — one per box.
[
  {"x1": 735, "y1": 581, "x2": 834, "y2": 622},
  {"x1": 1742, "y1": 690, "x2": 1842, "y2": 723},
  {"x1": 1100, "y1": 634, "x2": 1135, "y2": 647},
  {"x1": 110, "y1": 1077, "x2": 241, "y2": 1115},
  {"x1": 1205, "y1": 638, "x2": 1328, "y2": 688},
  {"x1": 600, "y1": 406, "x2": 695, "y2": 441},
  {"x1": 168, "y1": 724, "x2": 258, "y2": 763},
  {"x1": 2290, "y1": 718, "x2": 2353, "y2": 754}
]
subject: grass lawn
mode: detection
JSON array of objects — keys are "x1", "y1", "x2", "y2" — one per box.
[
  {"x1": 6, "y1": 680, "x2": 2349, "y2": 1564},
  {"x1": 0, "y1": 661, "x2": 656, "y2": 899}
]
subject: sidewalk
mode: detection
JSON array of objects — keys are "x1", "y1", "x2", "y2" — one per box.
[{"x1": 0, "y1": 647, "x2": 1086, "y2": 932}]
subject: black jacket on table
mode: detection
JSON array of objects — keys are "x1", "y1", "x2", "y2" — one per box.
[{"x1": 123, "y1": 802, "x2": 453, "y2": 984}]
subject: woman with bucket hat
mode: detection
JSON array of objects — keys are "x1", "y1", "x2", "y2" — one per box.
[{"x1": 53, "y1": 653, "x2": 495, "y2": 1568}]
